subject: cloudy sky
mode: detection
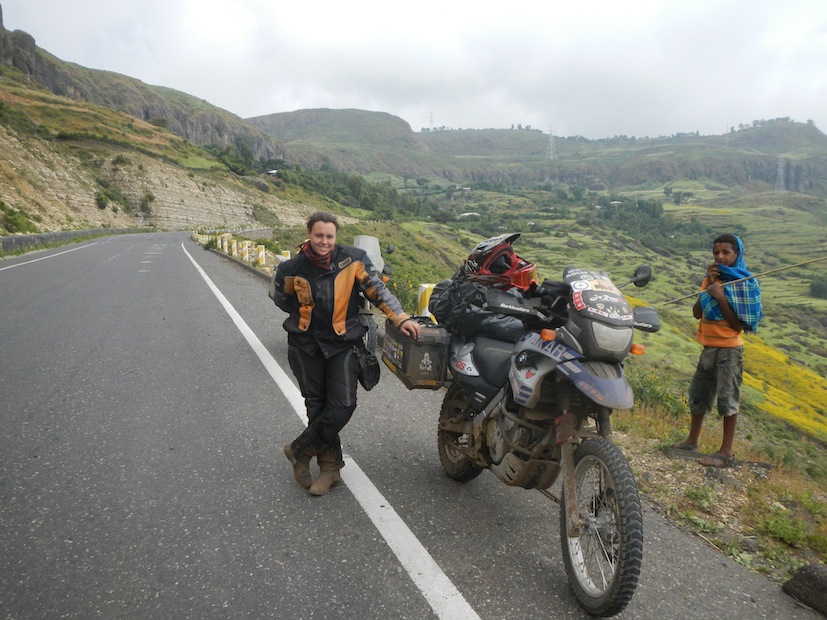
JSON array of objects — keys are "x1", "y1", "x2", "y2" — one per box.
[{"x1": 4, "y1": 0, "x2": 826, "y2": 139}]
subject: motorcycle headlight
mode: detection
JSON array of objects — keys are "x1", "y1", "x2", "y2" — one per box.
[{"x1": 591, "y1": 322, "x2": 633, "y2": 352}]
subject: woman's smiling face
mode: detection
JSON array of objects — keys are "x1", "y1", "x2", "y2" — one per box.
[{"x1": 308, "y1": 221, "x2": 337, "y2": 257}]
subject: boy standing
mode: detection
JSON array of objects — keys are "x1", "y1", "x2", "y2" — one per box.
[{"x1": 673, "y1": 235, "x2": 763, "y2": 467}]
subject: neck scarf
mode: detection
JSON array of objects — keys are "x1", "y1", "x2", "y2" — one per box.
[
  {"x1": 300, "y1": 240, "x2": 332, "y2": 270},
  {"x1": 699, "y1": 236, "x2": 763, "y2": 333}
]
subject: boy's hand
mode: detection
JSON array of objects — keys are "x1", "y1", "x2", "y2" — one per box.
[
  {"x1": 706, "y1": 280, "x2": 726, "y2": 301},
  {"x1": 706, "y1": 262, "x2": 719, "y2": 283}
]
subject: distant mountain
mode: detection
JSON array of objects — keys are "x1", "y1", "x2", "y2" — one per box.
[
  {"x1": 0, "y1": 9, "x2": 310, "y2": 235},
  {"x1": 249, "y1": 108, "x2": 827, "y2": 198},
  {"x1": 247, "y1": 108, "x2": 447, "y2": 179},
  {"x1": 0, "y1": 11, "x2": 282, "y2": 160}
]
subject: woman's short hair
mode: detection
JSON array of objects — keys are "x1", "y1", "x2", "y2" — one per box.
[{"x1": 306, "y1": 211, "x2": 339, "y2": 232}]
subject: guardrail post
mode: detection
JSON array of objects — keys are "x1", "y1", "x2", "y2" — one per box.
[{"x1": 417, "y1": 283, "x2": 436, "y2": 319}]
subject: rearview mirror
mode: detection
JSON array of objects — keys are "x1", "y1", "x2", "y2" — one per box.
[{"x1": 626, "y1": 264, "x2": 652, "y2": 288}]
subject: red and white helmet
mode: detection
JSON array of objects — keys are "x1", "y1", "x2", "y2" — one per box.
[{"x1": 463, "y1": 233, "x2": 537, "y2": 290}]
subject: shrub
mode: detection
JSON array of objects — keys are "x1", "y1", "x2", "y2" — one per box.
[
  {"x1": 255, "y1": 238, "x2": 281, "y2": 254},
  {"x1": 757, "y1": 507, "x2": 808, "y2": 547},
  {"x1": 809, "y1": 275, "x2": 827, "y2": 299},
  {"x1": 0, "y1": 201, "x2": 39, "y2": 233},
  {"x1": 140, "y1": 192, "x2": 155, "y2": 214},
  {"x1": 625, "y1": 365, "x2": 688, "y2": 417},
  {"x1": 685, "y1": 485, "x2": 718, "y2": 509}
]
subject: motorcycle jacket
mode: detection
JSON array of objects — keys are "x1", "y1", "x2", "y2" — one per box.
[{"x1": 270, "y1": 244, "x2": 411, "y2": 349}]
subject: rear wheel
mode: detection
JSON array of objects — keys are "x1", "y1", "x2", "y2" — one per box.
[
  {"x1": 559, "y1": 438, "x2": 643, "y2": 617},
  {"x1": 437, "y1": 383, "x2": 484, "y2": 482}
]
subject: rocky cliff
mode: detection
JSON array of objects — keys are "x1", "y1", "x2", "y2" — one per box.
[
  {"x1": 0, "y1": 122, "x2": 309, "y2": 233},
  {"x1": 0, "y1": 6, "x2": 283, "y2": 161}
]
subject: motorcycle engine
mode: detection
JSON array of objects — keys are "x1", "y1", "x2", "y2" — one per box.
[
  {"x1": 486, "y1": 402, "x2": 553, "y2": 463},
  {"x1": 484, "y1": 393, "x2": 564, "y2": 489},
  {"x1": 486, "y1": 410, "x2": 524, "y2": 464}
]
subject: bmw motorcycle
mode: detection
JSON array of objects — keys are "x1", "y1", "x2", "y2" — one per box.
[{"x1": 436, "y1": 264, "x2": 660, "y2": 617}]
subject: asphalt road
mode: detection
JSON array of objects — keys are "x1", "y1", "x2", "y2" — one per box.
[{"x1": 0, "y1": 232, "x2": 816, "y2": 619}]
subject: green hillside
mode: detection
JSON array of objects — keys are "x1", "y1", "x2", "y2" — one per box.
[
  {"x1": 0, "y1": 66, "x2": 308, "y2": 234},
  {"x1": 250, "y1": 109, "x2": 827, "y2": 197}
]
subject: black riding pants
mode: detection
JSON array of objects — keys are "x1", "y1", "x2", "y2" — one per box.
[{"x1": 287, "y1": 343, "x2": 359, "y2": 459}]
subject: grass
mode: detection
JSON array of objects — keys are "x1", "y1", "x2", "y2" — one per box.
[
  {"x1": 614, "y1": 378, "x2": 827, "y2": 580},
  {"x1": 685, "y1": 484, "x2": 718, "y2": 509}
]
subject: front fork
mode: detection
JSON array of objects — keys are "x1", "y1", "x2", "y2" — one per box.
[
  {"x1": 553, "y1": 406, "x2": 613, "y2": 537},
  {"x1": 556, "y1": 410, "x2": 584, "y2": 537}
]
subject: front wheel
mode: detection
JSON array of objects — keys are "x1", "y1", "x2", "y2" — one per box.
[
  {"x1": 437, "y1": 383, "x2": 484, "y2": 482},
  {"x1": 559, "y1": 438, "x2": 643, "y2": 617}
]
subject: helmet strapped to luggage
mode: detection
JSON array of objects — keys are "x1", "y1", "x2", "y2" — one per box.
[{"x1": 463, "y1": 232, "x2": 537, "y2": 290}]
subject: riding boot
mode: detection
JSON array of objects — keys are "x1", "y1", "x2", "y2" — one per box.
[
  {"x1": 284, "y1": 431, "x2": 323, "y2": 489},
  {"x1": 308, "y1": 441, "x2": 344, "y2": 497},
  {"x1": 283, "y1": 444, "x2": 312, "y2": 489}
]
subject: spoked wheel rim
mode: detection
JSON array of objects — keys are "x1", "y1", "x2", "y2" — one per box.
[
  {"x1": 560, "y1": 438, "x2": 642, "y2": 616},
  {"x1": 566, "y1": 454, "x2": 621, "y2": 596},
  {"x1": 443, "y1": 430, "x2": 472, "y2": 464},
  {"x1": 442, "y1": 388, "x2": 471, "y2": 462}
]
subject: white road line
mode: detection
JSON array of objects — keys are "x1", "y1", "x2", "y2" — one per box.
[
  {"x1": 0, "y1": 242, "x2": 98, "y2": 271},
  {"x1": 182, "y1": 243, "x2": 479, "y2": 620}
]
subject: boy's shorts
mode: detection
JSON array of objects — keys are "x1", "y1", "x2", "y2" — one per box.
[{"x1": 688, "y1": 346, "x2": 743, "y2": 418}]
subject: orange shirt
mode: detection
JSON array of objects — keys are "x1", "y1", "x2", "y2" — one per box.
[
  {"x1": 695, "y1": 278, "x2": 743, "y2": 347},
  {"x1": 696, "y1": 318, "x2": 743, "y2": 347}
]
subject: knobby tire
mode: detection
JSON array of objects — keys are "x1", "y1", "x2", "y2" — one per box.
[
  {"x1": 559, "y1": 437, "x2": 643, "y2": 617},
  {"x1": 437, "y1": 383, "x2": 484, "y2": 482}
]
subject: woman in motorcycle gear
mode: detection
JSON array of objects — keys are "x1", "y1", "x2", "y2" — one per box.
[{"x1": 271, "y1": 211, "x2": 421, "y2": 495}]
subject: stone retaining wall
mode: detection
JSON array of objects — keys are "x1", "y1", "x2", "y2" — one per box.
[{"x1": 0, "y1": 228, "x2": 148, "y2": 253}]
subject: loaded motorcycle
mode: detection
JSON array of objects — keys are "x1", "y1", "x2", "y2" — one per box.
[{"x1": 384, "y1": 234, "x2": 660, "y2": 617}]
